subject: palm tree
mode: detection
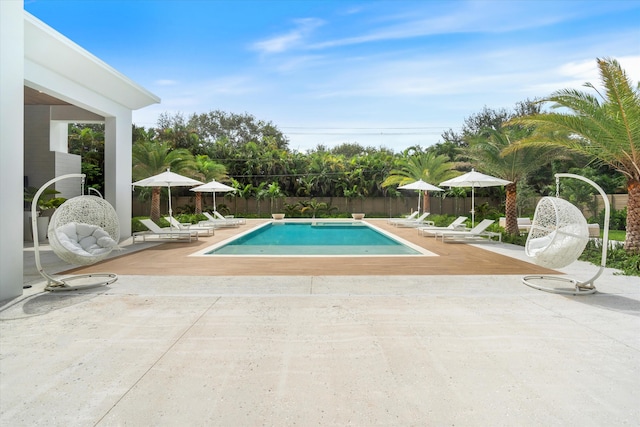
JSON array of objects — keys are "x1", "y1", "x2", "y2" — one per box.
[
  {"x1": 193, "y1": 154, "x2": 228, "y2": 214},
  {"x1": 509, "y1": 58, "x2": 639, "y2": 251},
  {"x1": 300, "y1": 199, "x2": 335, "y2": 218},
  {"x1": 132, "y1": 141, "x2": 196, "y2": 222},
  {"x1": 261, "y1": 182, "x2": 285, "y2": 214},
  {"x1": 465, "y1": 128, "x2": 566, "y2": 235},
  {"x1": 231, "y1": 179, "x2": 254, "y2": 216},
  {"x1": 382, "y1": 151, "x2": 457, "y2": 213}
]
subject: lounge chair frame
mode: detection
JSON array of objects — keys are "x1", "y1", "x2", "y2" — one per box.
[
  {"x1": 429, "y1": 219, "x2": 501, "y2": 242},
  {"x1": 417, "y1": 216, "x2": 468, "y2": 236},
  {"x1": 133, "y1": 219, "x2": 198, "y2": 243},
  {"x1": 165, "y1": 216, "x2": 215, "y2": 236},
  {"x1": 390, "y1": 212, "x2": 433, "y2": 227},
  {"x1": 199, "y1": 211, "x2": 243, "y2": 228}
]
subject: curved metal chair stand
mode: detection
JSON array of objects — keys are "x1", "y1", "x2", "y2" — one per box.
[
  {"x1": 31, "y1": 174, "x2": 118, "y2": 292},
  {"x1": 522, "y1": 173, "x2": 610, "y2": 295}
]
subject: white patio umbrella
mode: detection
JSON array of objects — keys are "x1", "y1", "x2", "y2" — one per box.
[
  {"x1": 440, "y1": 169, "x2": 511, "y2": 226},
  {"x1": 132, "y1": 169, "x2": 203, "y2": 228},
  {"x1": 398, "y1": 179, "x2": 443, "y2": 215},
  {"x1": 190, "y1": 179, "x2": 236, "y2": 212}
]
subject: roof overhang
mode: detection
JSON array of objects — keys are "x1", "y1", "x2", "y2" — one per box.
[{"x1": 23, "y1": 11, "x2": 160, "y2": 111}]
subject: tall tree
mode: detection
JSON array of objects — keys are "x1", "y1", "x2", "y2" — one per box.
[
  {"x1": 465, "y1": 127, "x2": 566, "y2": 235},
  {"x1": 188, "y1": 110, "x2": 289, "y2": 151},
  {"x1": 509, "y1": 58, "x2": 640, "y2": 251},
  {"x1": 192, "y1": 155, "x2": 228, "y2": 214},
  {"x1": 382, "y1": 151, "x2": 457, "y2": 213},
  {"x1": 132, "y1": 141, "x2": 196, "y2": 222},
  {"x1": 68, "y1": 124, "x2": 105, "y2": 192}
]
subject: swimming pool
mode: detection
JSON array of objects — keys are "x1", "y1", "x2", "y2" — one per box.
[{"x1": 199, "y1": 221, "x2": 429, "y2": 256}]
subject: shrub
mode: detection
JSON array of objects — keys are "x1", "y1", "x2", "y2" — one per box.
[
  {"x1": 173, "y1": 213, "x2": 207, "y2": 224},
  {"x1": 579, "y1": 240, "x2": 640, "y2": 276},
  {"x1": 593, "y1": 207, "x2": 627, "y2": 231}
]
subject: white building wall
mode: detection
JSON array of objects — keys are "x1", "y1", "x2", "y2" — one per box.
[
  {"x1": 49, "y1": 121, "x2": 69, "y2": 153},
  {"x1": 105, "y1": 115, "x2": 133, "y2": 238},
  {"x1": 54, "y1": 152, "x2": 82, "y2": 200},
  {"x1": 24, "y1": 107, "x2": 80, "y2": 204},
  {"x1": 0, "y1": 0, "x2": 25, "y2": 301},
  {"x1": 24, "y1": 105, "x2": 55, "y2": 189}
]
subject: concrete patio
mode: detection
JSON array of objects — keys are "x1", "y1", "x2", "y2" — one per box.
[{"x1": 2, "y1": 221, "x2": 639, "y2": 426}]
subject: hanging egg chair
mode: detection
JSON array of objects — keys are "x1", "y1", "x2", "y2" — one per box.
[
  {"x1": 525, "y1": 197, "x2": 589, "y2": 268},
  {"x1": 32, "y1": 174, "x2": 119, "y2": 292},
  {"x1": 47, "y1": 195, "x2": 120, "y2": 265},
  {"x1": 522, "y1": 173, "x2": 610, "y2": 295}
]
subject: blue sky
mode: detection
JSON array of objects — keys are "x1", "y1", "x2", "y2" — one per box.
[{"x1": 25, "y1": 0, "x2": 640, "y2": 153}]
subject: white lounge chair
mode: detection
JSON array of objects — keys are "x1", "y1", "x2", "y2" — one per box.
[
  {"x1": 213, "y1": 210, "x2": 246, "y2": 224},
  {"x1": 199, "y1": 211, "x2": 243, "y2": 228},
  {"x1": 165, "y1": 216, "x2": 215, "y2": 236},
  {"x1": 387, "y1": 211, "x2": 418, "y2": 224},
  {"x1": 428, "y1": 219, "x2": 501, "y2": 242},
  {"x1": 390, "y1": 212, "x2": 433, "y2": 227},
  {"x1": 133, "y1": 219, "x2": 198, "y2": 243},
  {"x1": 417, "y1": 216, "x2": 468, "y2": 236}
]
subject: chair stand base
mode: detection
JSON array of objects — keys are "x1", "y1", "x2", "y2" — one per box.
[
  {"x1": 522, "y1": 275, "x2": 597, "y2": 295},
  {"x1": 45, "y1": 273, "x2": 118, "y2": 292}
]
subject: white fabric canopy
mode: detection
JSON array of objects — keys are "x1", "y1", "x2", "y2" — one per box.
[
  {"x1": 440, "y1": 169, "x2": 511, "y2": 225},
  {"x1": 398, "y1": 179, "x2": 443, "y2": 215},
  {"x1": 190, "y1": 180, "x2": 236, "y2": 211},
  {"x1": 132, "y1": 169, "x2": 203, "y2": 226}
]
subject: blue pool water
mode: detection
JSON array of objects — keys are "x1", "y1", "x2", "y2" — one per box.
[{"x1": 205, "y1": 221, "x2": 421, "y2": 255}]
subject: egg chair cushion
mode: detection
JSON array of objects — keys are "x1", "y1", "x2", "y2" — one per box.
[
  {"x1": 55, "y1": 222, "x2": 118, "y2": 258},
  {"x1": 47, "y1": 195, "x2": 121, "y2": 265},
  {"x1": 526, "y1": 231, "x2": 556, "y2": 257}
]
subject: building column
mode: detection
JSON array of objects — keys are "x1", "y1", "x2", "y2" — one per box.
[
  {"x1": 105, "y1": 114, "x2": 132, "y2": 239},
  {"x1": 0, "y1": 0, "x2": 25, "y2": 300}
]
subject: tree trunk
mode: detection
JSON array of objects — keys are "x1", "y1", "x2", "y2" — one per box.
[
  {"x1": 624, "y1": 178, "x2": 639, "y2": 252},
  {"x1": 150, "y1": 187, "x2": 161, "y2": 223},
  {"x1": 195, "y1": 192, "x2": 202, "y2": 214},
  {"x1": 423, "y1": 191, "x2": 431, "y2": 214},
  {"x1": 505, "y1": 182, "x2": 519, "y2": 235}
]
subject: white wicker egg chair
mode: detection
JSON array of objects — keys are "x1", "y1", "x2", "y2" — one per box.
[
  {"x1": 32, "y1": 174, "x2": 119, "y2": 292},
  {"x1": 522, "y1": 173, "x2": 610, "y2": 295},
  {"x1": 525, "y1": 197, "x2": 589, "y2": 268}
]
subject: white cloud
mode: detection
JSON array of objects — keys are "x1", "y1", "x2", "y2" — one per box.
[
  {"x1": 251, "y1": 18, "x2": 325, "y2": 54},
  {"x1": 299, "y1": 1, "x2": 591, "y2": 51}
]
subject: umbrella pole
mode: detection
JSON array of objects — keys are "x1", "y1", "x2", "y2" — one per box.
[
  {"x1": 168, "y1": 185, "x2": 174, "y2": 230},
  {"x1": 471, "y1": 186, "x2": 475, "y2": 226},
  {"x1": 213, "y1": 192, "x2": 217, "y2": 212}
]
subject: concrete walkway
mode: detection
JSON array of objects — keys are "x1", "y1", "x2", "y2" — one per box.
[{"x1": 2, "y1": 240, "x2": 639, "y2": 426}]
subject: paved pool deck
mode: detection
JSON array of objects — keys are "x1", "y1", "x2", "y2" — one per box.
[{"x1": 2, "y1": 219, "x2": 639, "y2": 426}]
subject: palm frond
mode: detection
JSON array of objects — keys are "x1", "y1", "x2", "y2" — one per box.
[{"x1": 507, "y1": 58, "x2": 640, "y2": 181}]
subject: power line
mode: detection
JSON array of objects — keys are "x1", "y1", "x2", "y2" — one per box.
[
  {"x1": 284, "y1": 132, "x2": 442, "y2": 136},
  {"x1": 280, "y1": 126, "x2": 452, "y2": 130}
]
